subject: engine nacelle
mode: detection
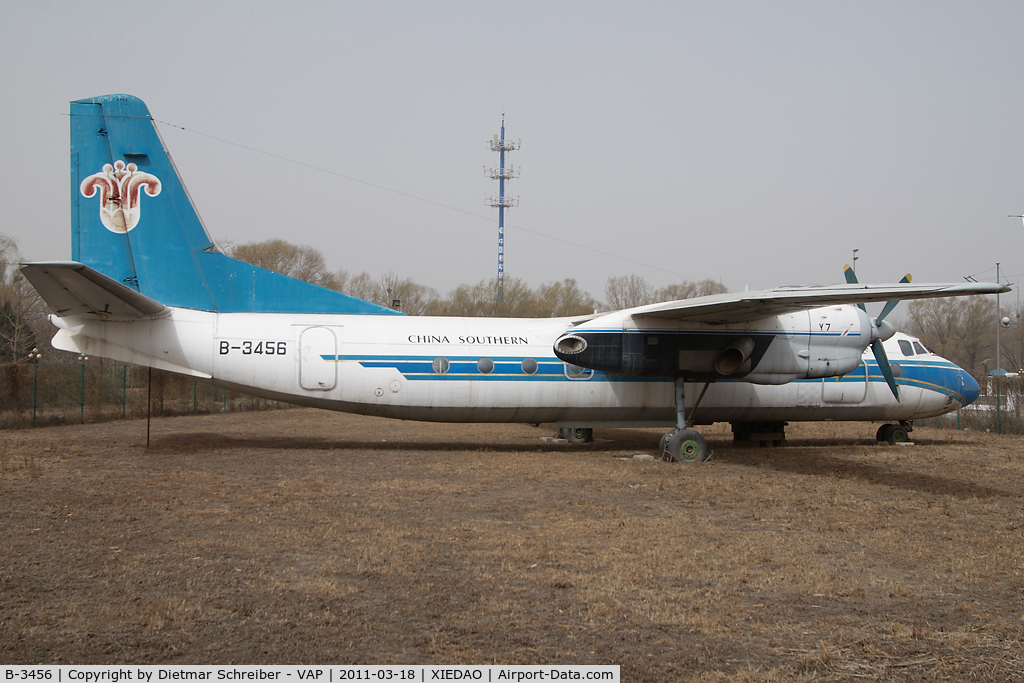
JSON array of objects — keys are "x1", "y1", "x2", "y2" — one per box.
[
  {"x1": 553, "y1": 305, "x2": 873, "y2": 382},
  {"x1": 553, "y1": 326, "x2": 773, "y2": 380}
]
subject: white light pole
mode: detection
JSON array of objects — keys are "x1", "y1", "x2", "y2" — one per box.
[{"x1": 996, "y1": 262, "x2": 1002, "y2": 434}]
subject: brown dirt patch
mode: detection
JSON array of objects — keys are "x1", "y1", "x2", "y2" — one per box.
[{"x1": 2, "y1": 411, "x2": 1023, "y2": 680}]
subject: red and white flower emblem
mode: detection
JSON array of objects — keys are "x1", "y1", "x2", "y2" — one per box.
[{"x1": 80, "y1": 160, "x2": 162, "y2": 233}]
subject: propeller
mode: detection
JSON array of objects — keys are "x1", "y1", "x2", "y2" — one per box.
[{"x1": 842, "y1": 265, "x2": 910, "y2": 401}]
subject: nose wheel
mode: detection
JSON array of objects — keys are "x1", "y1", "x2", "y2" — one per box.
[{"x1": 876, "y1": 421, "x2": 912, "y2": 444}]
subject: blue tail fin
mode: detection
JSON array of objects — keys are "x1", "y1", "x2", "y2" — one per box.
[{"x1": 70, "y1": 94, "x2": 397, "y2": 315}]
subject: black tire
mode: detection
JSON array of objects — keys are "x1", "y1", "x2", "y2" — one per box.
[
  {"x1": 876, "y1": 424, "x2": 893, "y2": 442},
  {"x1": 666, "y1": 428, "x2": 709, "y2": 462},
  {"x1": 887, "y1": 426, "x2": 910, "y2": 444},
  {"x1": 562, "y1": 427, "x2": 592, "y2": 443}
]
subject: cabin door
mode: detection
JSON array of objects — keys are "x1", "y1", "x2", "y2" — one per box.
[{"x1": 299, "y1": 326, "x2": 338, "y2": 391}]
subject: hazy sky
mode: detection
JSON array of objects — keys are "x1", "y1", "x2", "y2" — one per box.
[{"x1": 3, "y1": 1, "x2": 1024, "y2": 307}]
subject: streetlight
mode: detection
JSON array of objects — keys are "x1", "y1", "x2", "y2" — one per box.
[
  {"x1": 28, "y1": 347, "x2": 42, "y2": 426},
  {"x1": 77, "y1": 353, "x2": 89, "y2": 425},
  {"x1": 995, "y1": 262, "x2": 1005, "y2": 433}
]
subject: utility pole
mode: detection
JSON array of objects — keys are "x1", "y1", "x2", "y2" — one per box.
[
  {"x1": 486, "y1": 117, "x2": 519, "y2": 302},
  {"x1": 996, "y1": 262, "x2": 1002, "y2": 434}
]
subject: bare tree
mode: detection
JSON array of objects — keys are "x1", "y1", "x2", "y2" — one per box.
[
  {"x1": 904, "y1": 296, "x2": 996, "y2": 377},
  {"x1": 430, "y1": 277, "x2": 540, "y2": 317},
  {"x1": 604, "y1": 274, "x2": 654, "y2": 310},
  {"x1": 335, "y1": 268, "x2": 350, "y2": 295},
  {"x1": 229, "y1": 239, "x2": 342, "y2": 291},
  {"x1": 377, "y1": 271, "x2": 439, "y2": 315},
  {"x1": 655, "y1": 279, "x2": 728, "y2": 302},
  {"x1": 0, "y1": 235, "x2": 44, "y2": 363},
  {"x1": 345, "y1": 272, "x2": 382, "y2": 304},
  {"x1": 534, "y1": 278, "x2": 598, "y2": 317}
]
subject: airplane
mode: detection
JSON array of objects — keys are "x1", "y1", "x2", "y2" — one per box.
[{"x1": 19, "y1": 94, "x2": 1007, "y2": 462}]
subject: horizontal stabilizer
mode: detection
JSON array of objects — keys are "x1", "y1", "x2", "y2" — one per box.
[{"x1": 20, "y1": 262, "x2": 167, "y2": 318}]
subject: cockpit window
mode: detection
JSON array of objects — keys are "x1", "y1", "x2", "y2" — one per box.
[
  {"x1": 898, "y1": 339, "x2": 914, "y2": 356},
  {"x1": 913, "y1": 341, "x2": 928, "y2": 355}
]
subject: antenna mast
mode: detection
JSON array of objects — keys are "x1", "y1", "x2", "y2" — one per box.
[{"x1": 486, "y1": 116, "x2": 519, "y2": 302}]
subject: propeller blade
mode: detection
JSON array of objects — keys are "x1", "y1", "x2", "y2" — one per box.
[
  {"x1": 843, "y1": 264, "x2": 867, "y2": 312},
  {"x1": 843, "y1": 265, "x2": 904, "y2": 400},
  {"x1": 872, "y1": 339, "x2": 900, "y2": 402},
  {"x1": 875, "y1": 273, "x2": 912, "y2": 324}
]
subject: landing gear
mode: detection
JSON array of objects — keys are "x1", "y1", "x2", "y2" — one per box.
[
  {"x1": 876, "y1": 421, "x2": 912, "y2": 444},
  {"x1": 661, "y1": 428, "x2": 710, "y2": 462},
  {"x1": 732, "y1": 421, "x2": 787, "y2": 447},
  {"x1": 557, "y1": 426, "x2": 593, "y2": 443},
  {"x1": 660, "y1": 378, "x2": 711, "y2": 462}
]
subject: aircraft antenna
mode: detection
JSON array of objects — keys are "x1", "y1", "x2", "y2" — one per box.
[{"x1": 486, "y1": 116, "x2": 520, "y2": 302}]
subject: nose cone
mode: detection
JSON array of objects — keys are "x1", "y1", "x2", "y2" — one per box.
[{"x1": 960, "y1": 371, "x2": 980, "y2": 406}]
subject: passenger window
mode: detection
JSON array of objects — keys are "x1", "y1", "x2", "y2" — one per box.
[
  {"x1": 898, "y1": 340, "x2": 914, "y2": 357},
  {"x1": 521, "y1": 358, "x2": 539, "y2": 375},
  {"x1": 913, "y1": 342, "x2": 928, "y2": 355},
  {"x1": 432, "y1": 357, "x2": 450, "y2": 374},
  {"x1": 565, "y1": 363, "x2": 594, "y2": 380},
  {"x1": 477, "y1": 357, "x2": 494, "y2": 374}
]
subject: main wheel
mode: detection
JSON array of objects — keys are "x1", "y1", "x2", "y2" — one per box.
[
  {"x1": 558, "y1": 427, "x2": 593, "y2": 443},
  {"x1": 666, "y1": 428, "x2": 710, "y2": 462}
]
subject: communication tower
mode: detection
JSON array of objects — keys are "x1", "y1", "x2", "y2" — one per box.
[{"x1": 486, "y1": 117, "x2": 519, "y2": 302}]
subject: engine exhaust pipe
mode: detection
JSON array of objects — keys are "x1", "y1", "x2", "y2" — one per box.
[{"x1": 715, "y1": 337, "x2": 755, "y2": 375}]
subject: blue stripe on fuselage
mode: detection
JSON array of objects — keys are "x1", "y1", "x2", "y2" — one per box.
[
  {"x1": 812, "y1": 358, "x2": 971, "y2": 404},
  {"x1": 320, "y1": 353, "x2": 970, "y2": 400}
]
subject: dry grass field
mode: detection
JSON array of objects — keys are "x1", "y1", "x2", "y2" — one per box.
[{"x1": 1, "y1": 410, "x2": 1022, "y2": 681}]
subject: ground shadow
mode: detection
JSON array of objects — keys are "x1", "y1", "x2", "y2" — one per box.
[
  {"x1": 152, "y1": 431, "x2": 655, "y2": 455},
  {"x1": 723, "y1": 441, "x2": 1013, "y2": 500},
  {"x1": 153, "y1": 429, "x2": 1013, "y2": 500}
]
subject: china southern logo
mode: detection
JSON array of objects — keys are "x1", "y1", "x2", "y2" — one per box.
[{"x1": 80, "y1": 160, "x2": 162, "y2": 233}]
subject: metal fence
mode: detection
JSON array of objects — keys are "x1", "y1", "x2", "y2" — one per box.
[
  {"x1": 0, "y1": 361, "x2": 291, "y2": 430},
  {"x1": 920, "y1": 376, "x2": 1024, "y2": 434}
]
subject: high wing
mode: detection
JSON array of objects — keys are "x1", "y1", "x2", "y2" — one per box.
[
  {"x1": 20, "y1": 262, "x2": 167, "y2": 318},
  {"x1": 620, "y1": 282, "x2": 1007, "y2": 325}
]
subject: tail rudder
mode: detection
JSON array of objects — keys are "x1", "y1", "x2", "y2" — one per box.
[{"x1": 72, "y1": 94, "x2": 217, "y2": 308}]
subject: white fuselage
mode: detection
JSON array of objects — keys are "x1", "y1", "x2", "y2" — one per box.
[{"x1": 49, "y1": 304, "x2": 973, "y2": 428}]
